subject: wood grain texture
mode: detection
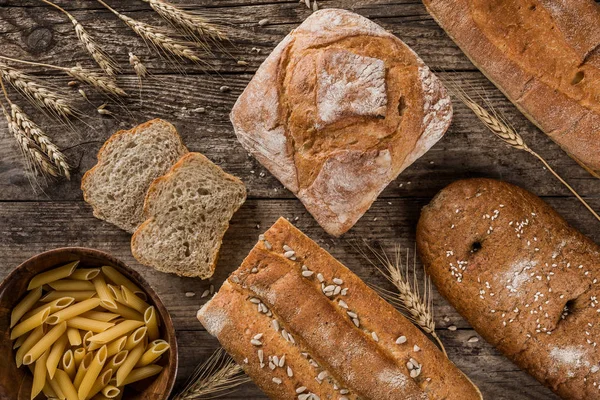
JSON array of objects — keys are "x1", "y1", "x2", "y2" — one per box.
[{"x1": 0, "y1": 1, "x2": 598, "y2": 399}]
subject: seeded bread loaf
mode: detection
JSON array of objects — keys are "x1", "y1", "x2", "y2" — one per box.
[
  {"x1": 82, "y1": 119, "x2": 188, "y2": 233},
  {"x1": 131, "y1": 152, "x2": 246, "y2": 279},
  {"x1": 422, "y1": 0, "x2": 600, "y2": 177},
  {"x1": 231, "y1": 9, "x2": 452, "y2": 237},
  {"x1": 197, "y1": 218, "x2": 481, "y2": 399},
  {"x1": 416, "y1": 179, "x2": 600, "y2": 400}
]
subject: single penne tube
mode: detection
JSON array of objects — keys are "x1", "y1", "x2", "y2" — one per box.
[
  {"x1": 120, "y1": 285, "x2": 150, "y2": 314},
  {"x1": 15, "y1": 325, "x2": 45, "y2": 367},
  {"x1": 10, "y1": 286, "x2": 42, "y2": 328},
  {"x1": 74, "y1": 352, "x2": 94, "y2": 389},
  {"x1": 42, "y1": 381, "x2": 58, "y2": 399},
  {"x1": 78, "y1": 345, "x2": 108, "y2": 400},
  {"x1": 106, "y1": 284, "x2": 125, "y2": 304},
  {"x1": 87, "y1": 320, "x2": 144, "y2": 344},
  {"x1": 62, "y1": 349, "x2": 76, "y2": 380},
  {"x1": 48, "y1": 373, "x2": 67, "y2": 400},
  {"x1": 32, "y1": 348, "x2": 50, "y2": 400},
  {"x1": 23, "y1": 321, "x2": 67, "y2": 365},
  {"x1": 143, "y1": 306, "x2": 160, "y2": 341},
  {"x1": 135, "y1": 340, "x2": 170, "y2": 367},
  {"x1": 122, "y1": 364, "x2": 163, "y2": 386},
  {"x1": 87, "y1": 369, "x2": 114, "y2": 399},
  {"x1": 67, "y1": 327, "x2": 82, "y2": 346},
  {"x1": 41, "y1": 290, "x2": 96, "y2": 302},
  {"x1": 116, "y1": 342, "x2": 145, "y2": 386},
  {"x1": 47, "y1": 298, "x2": 102, "y2": 325},
  {"x1": 101, "y1": 350, "x2": 128, "y2": 375},
  {"x1": 106, "y1": 336, "x2": 127, "y2": 357},
  {"x1": 13, "y1": 332, "x2": 26, "y2": 349},
  {"x1": 93, "y1": 275, "x2": 117, "y2": 309},
  {"x1": 70, "y1": 268, "x2": 100, "y2": 281},
  {"x1": 49, "y1": 279, "x2": 95, "y2": 292},
  {"x1": 73, "y1": 348, "x2": 86, "y2": 369},
  {"x1": 102, "y1": 385, "x2": 120, "y2": 399},
  {"x1": 46, "y1": 333, "x2": 69, "y2": 379},
  {"x1": 67, "y1": 317, "x2": 115, "y2": 333},
  {"x1": 24, "y1": 297, "x2": 75, "y2": 320},
  {"x1": 101, "y1": 266, "x2": 142, "y2": 295},
  {"x1": 101, "y1": 301, "x2": 143, "y2": 321},
  {"x1": 27, "y1": 261, "x2": 79, "y2": 290},
  {"x1": 124, "y1": 326, "x2": 147, "y2": 351},
  {"x1": 82, "y1": 330, "x2": 94, "y2": 348},
  {"x1": 10, "y1": 306, "x2": 51, "y2": 340},
  {"x1": 81, "y1": 311, "x2": 120, "y2": 322},
  {"x1": 54, "y1": 368, "x2": 79, "y2": 400}
]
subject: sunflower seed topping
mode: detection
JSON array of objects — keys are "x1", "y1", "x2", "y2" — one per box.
[
  {"x1": 372, "y1": 332, "x2": 379, "y2": 342},
  {"x1": 272, "y1": 319, "x2": 280, "y2": 331},
  {"x1": 251, "y1": 339, "x2": 262, "y2": 346},
  {"x1": 333, "y1": 278, "x2": 343, "y2": 285},
  {"x1": 296, "y1": 386, "x2": 307, "y2": 394},
  {"x1": 302, "y1": 270, "x2": 314, "y2": 277},
  {"x1": 272, "y1": 377, "x2": 282, "y2": 385},
  {"x1": 287, "y1": 366, "x2": 293, "y2": 377},
  {"x1": 396, "y1": 336, "x2": 407, "y2": 344},
  {"x1": 317, "y1": 273, "x2": 325, "y2": 283}
]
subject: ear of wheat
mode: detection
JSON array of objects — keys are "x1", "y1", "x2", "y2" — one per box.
[
  {"x1": 355, "y1": 241, "x2": 447, "y2": 357},
  {"x1": 41, "y1": 0, "x2": 119, "y2": 77},
  {"x1": 0, "y1": 63, "x2": 75, "y2": 122},
  {"x1": 129, "y1": 52, "x2": 147, "y2": 80},
  {"x1": 97, "y1": 0, "x2": 200, "y2": 63},
  {"x1": 172, "y1": 348, "x2": 250, "y2": 400},
  {"x1": 443, "y1": 76, "x2": 600, "y2": 222}
]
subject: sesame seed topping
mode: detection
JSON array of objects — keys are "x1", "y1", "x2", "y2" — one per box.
[
  {"x1": 396, "y1": 336, "x2": 407, "y2": 344},
  {"x1": 317, "y1": 273, "x2": 325, "y2": 283},
  {"x1": 302, "y1": 270, "x2": 314, "y2": 277},
  {"x1": 333, "y1": 278, "x2": 343, "y2": 285},
  {"x1": 272, "y1": 377, "x2": 282, "y2": 385},
  {"x1": 372, "y1": 332, "x2": 379, "y2": 342}
]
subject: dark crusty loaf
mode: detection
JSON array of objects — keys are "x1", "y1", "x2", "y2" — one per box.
[
  {"x1": 231, "y1": 9, "x2": 452, "y2": 236},
  {"x1": 197, "y1": 218, "x2": 481, "y2": 399},
  {"x1": 417, "y1": 179, "x2": 600, "y2": 400},
  {"x1": 82, "y1": 119, "x2": 188, "y2": 233},
  {"x1": 422, "y1": 0, "x2": 600, "y2": 177}
]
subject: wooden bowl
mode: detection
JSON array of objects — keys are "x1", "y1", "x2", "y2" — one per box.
[{"x1": 0, "y1": 247, "x2": 178, "y2": 400}]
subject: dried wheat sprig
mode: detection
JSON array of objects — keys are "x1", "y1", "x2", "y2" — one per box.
[
  {"x1": 443, "y1": 77, "x2": 600, "y2": 222},
  {"x1": 173, "y1": 348, "x2": 250, "y2": 400},
  {"x1": 40, "y1": 0, "x2": 119, "y2": 77},
  {"x1": 129, "y1": 52, "x2": 147, "y2": 81},
  {"x1": 0, "y1": 55, "x2": 127, "y2": 97},
  {"x1": 356, "y1": 242, "x2": 447, "y2": 357},
  {"x1": 0, "y1": 62, "x2": 75, "y2": 121},
  {"x1": 97, "y1": 0, "x2": 200, "y2": 63}
]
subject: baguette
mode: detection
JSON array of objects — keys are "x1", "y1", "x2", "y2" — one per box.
[
  {"x1": 198, "y1": 217, "x2": 481, "y2": 399},
  {"x1": 417, "y1": 178, "x2": 600, "y2": 400}
]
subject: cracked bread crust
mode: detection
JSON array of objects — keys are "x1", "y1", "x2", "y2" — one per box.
[
  {"x1": 231, "y1": 9, "x2": 452, "y2": 236},
  {"x1": 417, "y1": 179, "x2": 600, "y2": 400},
  {"x1": 198, "y1": 218, "x2": 481, "y2": 399},
  {"x1": 423, "y1": 0, "x2": 600, "y2": 177}
]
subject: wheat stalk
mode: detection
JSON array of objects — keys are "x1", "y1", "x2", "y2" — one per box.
[
  {"x1": 41, "y1": 0, "x2": 119, "y2": 77},
  {"x1": 129, "y1": 52, "x2": 147, "y2": 80},
  {"x1": 355, "y1": 242, "x2": 447, "y2": 357},
  {"x1": 97, "y1": 0, "x2": 200, "y2": 63},
  {"x1": 173, "y1": 348, "x2": 250, "y2": 400},
  {"x1": 443, "y1": 77, "x2": 600, "y2": 222},
  {"x1": 0, "y1": 62, "x2": 75, "y2": 122}
]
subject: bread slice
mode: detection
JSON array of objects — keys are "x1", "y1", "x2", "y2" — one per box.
[
  {"x1": 81, "y1": 119, "x2": 188, "y2": 233},
  {"x1": 131, "y1": 152, "x2": 246, "y2": 279}
]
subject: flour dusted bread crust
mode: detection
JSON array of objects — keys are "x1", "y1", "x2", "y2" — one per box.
[
  {"x1": 231, "y1": 9, "x2": 452, "y2": 236},
  {"x1": 81, "y1": 119, "x2": 188, "y2": 233},
  {"x1": 417, "y1": 179, "x2": 600, "y2": 400},
  {"x1": 197, "y1": 218, "x2": 481, "y2": 399},
  {"x1": 423, "y1": 0, "x2": 600, "y2": 177}
]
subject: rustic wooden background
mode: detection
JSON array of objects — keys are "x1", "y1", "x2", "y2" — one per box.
[{"x1": 1, "y1": 1, "x2": 599, "y2": 399}]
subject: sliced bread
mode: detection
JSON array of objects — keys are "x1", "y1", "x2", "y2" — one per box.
[
  {"x1": 81, "y1": 119, "x2": 189, "y2": 233},
  {"x1": 131, "y1": 152, "x2": 247, "y2": 279}
]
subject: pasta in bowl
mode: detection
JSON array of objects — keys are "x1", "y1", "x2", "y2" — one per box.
[{"x1": 0, "y1": 248, "x2": 178, "y2": 400}]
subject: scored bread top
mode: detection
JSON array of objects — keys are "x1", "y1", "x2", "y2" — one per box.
[
  {"x1": 231, "y1": 9, "x2": 452, "y2": 236},
  {"x1": 423, "y1": 0, "x2": 600, "y2": 177},
  {"x1": 81, "y1": 119, "x2": 188, "y2": 233},
  {"x1": 198, "y1": 218, "x2": 481, "y2": 399},
  {"x1": 417, "y1": 179, "x2": 600, "y2": 400},
  {"x1": 131, "y1": 152, "x2": 246, "y2": 279}
]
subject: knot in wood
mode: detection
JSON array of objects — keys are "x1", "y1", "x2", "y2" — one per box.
[{"x1": 26, "y1": 27, "x2": 53, "y2": 53}]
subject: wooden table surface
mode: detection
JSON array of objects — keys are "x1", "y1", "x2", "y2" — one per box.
[{"x1": 1, "y1": 1, "x2": 598, "y2": 399}]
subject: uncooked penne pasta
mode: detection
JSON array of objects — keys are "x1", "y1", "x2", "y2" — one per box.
[
  {"x1": 10, "y1": 306, "x2": 51, "y2": 340},
  {"x1": 101, "y1": 350, "x2": 128, "y2": 375},
  {"x1": 74, "y1": 352, "x2": 94, "y2": 389},
  {"x1": 41, "y1": 290, "x2": 96, "y2": 302},
  {"x1": 46, "y1": 333, "x2": 69, "y2": 379},
  {"x1": 124, "y1": 326, "x2": 147, "y2": 351},
  {"x1": 70, "y1": 268, "x2": 100, "y2": 281},
  {"x1": 81, "y1": 311, "x2": 120, "y2": 322},
  {"x1": 120, "y1": 285, "x2": 150, "y2": 314},
  {"x1": 93, "y1": 275, "x2": 117, "y2": 309},
  {"x1": 67, "y1": 327, "x2": 82, "y2": 346},
  {"x1": 106, "y1": 336, "x2": 127, "y2": 357},
  {"x1": 13, "y1": 333, "x2": 26, "y2": 349},
  {"x1": 136, "y1": 340, "x2": 170, "y2": 368},
  {"x1": 15, "y1": 325, "x2": 44, "y2": 367},
  {"x1": 73, "y1": 348, "x2": 86, "y2": 369},
  {"x1": 42, "y1": 381, "x2": 58, "y2": 399},
  {"x1": 67, "y1": 316, "x2": 115, "y2": 333},
  {"x1": 10, "y1": 286, "x2": 42, "y2": 328},
  {"x1": 116, "y1": 342, "x2": 145, "y2": 386},
  {"x1": 54, "y1": 368, "x2": 79, "y2": 400},
  {"x1": 144, "y1": 306, "x2": 160, "y2": 341},
  {"x1": 78, "y1": 345, "x2": 107, "y2": 400},
  {"x1": 102, "y1": 302, "x2": 143, "y2": 321},
  {"x1": 24, "y1": 297, "x2": 75, "y2": 320},
  {"x1": 101, "y1": 266, "x2": 142, "y2": 296},
  {"x1": 102, "y1": 385, "x2": 120, "y2": 399},
  {"x1": 48, "y1": 279, "x2": 95, "y2": 292},
  {"x1": 62, "y1": 349, "x2": 76, "y2": 380},
  {"x1": 122, "y1": 364, "x2": 163, "y2": 386},
  {"x1": 48, "y1": 373, "x2": 66, "y2": 400},
  {"x1": 88, "y1": 369, "x2": 113, "y2": 399},
  {"x1": 23, "y1": 321, "x2": 67, "y2": 365},
  {"x1": 32, "y1": 348, "x2": 50, "y2": 400},
  {"x1": 106, "y1": 284, "x2": 125, "y2": 303},
  {"x1": 87, "y1": 320, "x2": 144, "y2": 344},
  {"x1": 47, "y1": 298, "x2": 102, "y2": 325},
  {"x1": 27, "y1": 261, "x2": 79, "y2": 290}
]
